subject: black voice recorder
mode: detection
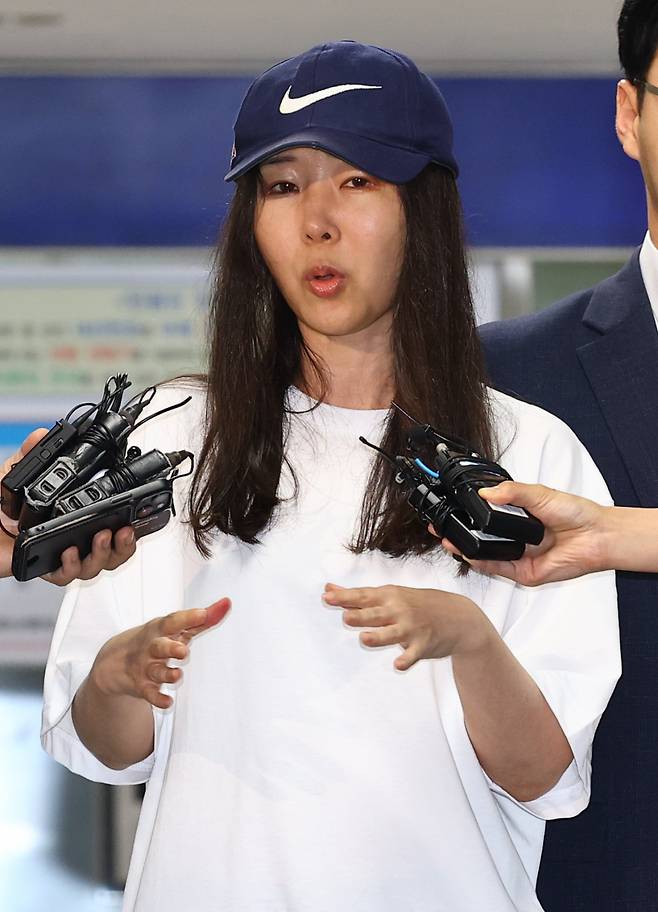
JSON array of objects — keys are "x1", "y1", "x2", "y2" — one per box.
[
  {"x1": 2, "y1": 375, "x2": 193, "y2": 582},
  {"x1": 361, "y1": 404, "x2": 544, "y2": 562}
]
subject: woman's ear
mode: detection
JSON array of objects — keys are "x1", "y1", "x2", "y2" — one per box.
[{"x1": 616, "y1": 79, "x2": 642, "y2": 162}]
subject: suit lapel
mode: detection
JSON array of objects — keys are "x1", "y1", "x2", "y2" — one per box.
[{"x1": 577, "y1": 253, "x2": 658, "y2": 507}]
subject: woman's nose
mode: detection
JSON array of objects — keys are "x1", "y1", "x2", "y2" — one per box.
[{"x1": 302, "y1": 185, "x2": 340, "y2": 243}]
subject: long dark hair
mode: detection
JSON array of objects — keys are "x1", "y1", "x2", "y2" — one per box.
[{"x1": 188, "y1": 164, "x2": 494, "y2": 558}]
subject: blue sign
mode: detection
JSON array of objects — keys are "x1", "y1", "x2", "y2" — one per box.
[{"x1": 0, "y1": 75, "x2": 646, "y2": 247}]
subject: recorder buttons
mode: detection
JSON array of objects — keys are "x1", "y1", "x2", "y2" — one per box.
[{"x1": 136, "y1": 494, "x2": 170, "y2": 519}]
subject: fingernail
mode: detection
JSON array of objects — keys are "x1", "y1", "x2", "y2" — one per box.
[{"x1": 127, "y1": 529, "x2": 135, "y2": 545}]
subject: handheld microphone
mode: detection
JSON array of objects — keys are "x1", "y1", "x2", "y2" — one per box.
[
  {"x1": 360, "y1": 404, "x2": 544, "y2": 561},
  {"x1": 52, "y1": 449, "x2": 192, "y2": 516},
  {"x1": 8, "y1": 375, "x2": 194, "y2": 582},
  {"x1": 1, "y1": 417, "x2": 91, "y2": 521},
  {"x1": 21, "y1": 411, "x2": 134, "y2": 528},
  {"x1": 360, "y1": 442, "x2": 526, "y2": 561}
]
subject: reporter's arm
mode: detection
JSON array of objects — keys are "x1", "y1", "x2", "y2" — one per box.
[
  {"x1": 0, "y1": 429, "x2": 48, "y2": 577},
  {"x1": 451, "y1": 481, "x2": 658, "y2": 584},
  {"x1": 594, "y1": 503, "x2": 658, "y2": 573}
]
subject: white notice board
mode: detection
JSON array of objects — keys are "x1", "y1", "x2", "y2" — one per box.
[{"x1": 0, "y1": 249, "x2": 211, "y2": 666}]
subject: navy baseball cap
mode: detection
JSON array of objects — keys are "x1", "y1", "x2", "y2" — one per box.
[{"x1": 224, "y1": 40, "x2": 459, "y2": 184}]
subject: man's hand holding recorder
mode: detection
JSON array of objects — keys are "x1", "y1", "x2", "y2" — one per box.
[
  {"x1": 0, "y1": 428, "x2": 136, "y2": 584},
  {"x1": 0, "y1": 374, "x2": 192, "y2": 584}
]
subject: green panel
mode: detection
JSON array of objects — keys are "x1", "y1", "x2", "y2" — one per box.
[{"x1": 533, "y1": 261, "x2": 627, "y2": 313}]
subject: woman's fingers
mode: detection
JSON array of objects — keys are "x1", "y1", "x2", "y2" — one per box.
[
  {"x1": 142, "y1": 683, "x2": 174, "y2": 710},
  {"x1": 342, "y1": 606, "x2": 390, "y2": 627},
  {"x1": 326, "y1": 585, "x2": 397, "y2": 629},
  {"x1": 150, "y1": 637, "x2": 189, "y2": 661},
  {"x1": 323, "y1": 584, "x2": 384, "y2": 608},
  {"x1": 203, "y1": 598, "x2": 232, "y2": 629},
  {"x1": 160, "y1": 599, "x2": 232, "y2": 640},
  {"x1": 131, "y1": 606, "x2": 229, "y2": 708},
  {"x1": 141, "y1": 600, "x2": 231, "y2": 706},
  {"x1": 91, "y1": 600, "x2": 230, "y2": 711},
  {"x1": 360, "y1": 625, "x2": 404, "y2": 648},
  {"x1": 395, "y1": 643, "x2": 422, "y2": 672},
  {"x1": 145, "y1": 662, "x2": 182, "y2": 686}
]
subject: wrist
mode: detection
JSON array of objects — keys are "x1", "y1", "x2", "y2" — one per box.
[
  {"x1": 87, "y1": 655, "x2": 117, "y2": 700},
  {"x1": 454, "y1": 598, "x2": 496, "y2": 659},
  {"x1": 89, "y1": 634, "x2": 131, "y2": 699},
  {"x1": 595, "y1": 504, "x2": 621, "y2": 573}
]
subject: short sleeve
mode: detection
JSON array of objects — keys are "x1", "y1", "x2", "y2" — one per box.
[
  {"x1": 42, "y1": 564, "x2": 156, "y2": 784},
  {"x1": 40, "y1": 385, "x2": 204, "y2": 783},
  {"x1": 485, "y1": 393, "x2": 621, "y2": 820}
]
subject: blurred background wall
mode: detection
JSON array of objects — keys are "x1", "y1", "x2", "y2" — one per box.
[{"x1": 0, "y1": 1, "x2": 644, "y2": 908}]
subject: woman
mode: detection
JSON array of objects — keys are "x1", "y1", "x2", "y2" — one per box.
[{"x1": 41, "y1": 42, "x2": 619, "y2": 912}]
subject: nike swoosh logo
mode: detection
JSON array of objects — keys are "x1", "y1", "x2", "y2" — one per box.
[{"x1": 279, "y1": 83, "x2": 382, "y2": 115}]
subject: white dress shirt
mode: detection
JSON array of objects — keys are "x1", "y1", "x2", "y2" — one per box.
[{"x1": 638, "y1": 231, "x2": 658, "y2": 328}]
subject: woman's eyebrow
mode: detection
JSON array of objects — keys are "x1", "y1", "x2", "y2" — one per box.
[{"x1": 261, "y1": 154, "x2": 297, "y2": 167}]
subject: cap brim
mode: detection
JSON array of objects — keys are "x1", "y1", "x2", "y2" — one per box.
[{"x1": 224, "y1": 126, "x2": 456, "y2": 183}]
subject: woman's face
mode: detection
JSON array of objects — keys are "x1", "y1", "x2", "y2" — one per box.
[{"x1": 254, "y1": 147, "x2": 406, "y2": 346}]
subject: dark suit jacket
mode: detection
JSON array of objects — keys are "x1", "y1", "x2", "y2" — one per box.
[{"x1": 480, "y1": 252, "x2": 658, "y2": 912}]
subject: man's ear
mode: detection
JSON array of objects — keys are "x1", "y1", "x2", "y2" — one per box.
[{"x1": 616, "y1": 79, "x2": 641, "y2": 162}]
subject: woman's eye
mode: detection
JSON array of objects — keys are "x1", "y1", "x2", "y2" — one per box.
[
  {"x1": 267, "y1": 181, "x2": 298, "y2": 195},
  {"x1": 345, "y1": 176, "x2": 372, "y2": 189}
]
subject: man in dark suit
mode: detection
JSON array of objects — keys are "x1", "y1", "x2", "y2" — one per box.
[{"x1": 480, "y1": 2, "x2": 658, "y2": 909}]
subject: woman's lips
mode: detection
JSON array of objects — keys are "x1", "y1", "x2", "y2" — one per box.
[{"x1": 305, "y1": 265, "x2": 346, "y2": 298}]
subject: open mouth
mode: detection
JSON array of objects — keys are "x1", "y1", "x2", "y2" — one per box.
[{"x1": 305, "y1": 266, "x2": 346, "y2": 298}]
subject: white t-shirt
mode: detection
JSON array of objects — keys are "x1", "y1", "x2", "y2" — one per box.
[{"x1": 41, "y1": 385, "x2": 620, "y2": 912}]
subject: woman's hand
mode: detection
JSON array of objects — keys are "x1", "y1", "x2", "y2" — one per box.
[
  {"x1": 0, "y1": 428, "x2": 137, "y2": 584},
  {"x1": 72, "y1": 599, "x2": 232, "y2": 769},
  {"x1": 323, "y1": 583, "x2": 493, "y2": 670},
  {"x1": 89, "y1": 599, "x2": 232, "y2": 710},
  {"x1": 325, "y1": 580, "x2": 572, "y2": 799},
  {"x1": 436, "y1": 481, "x2": 608, "y2": 586}
]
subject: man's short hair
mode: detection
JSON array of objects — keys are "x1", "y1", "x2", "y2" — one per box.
[{"x1": 618, "y1": 0, "x2": 658, "y2": 105}]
